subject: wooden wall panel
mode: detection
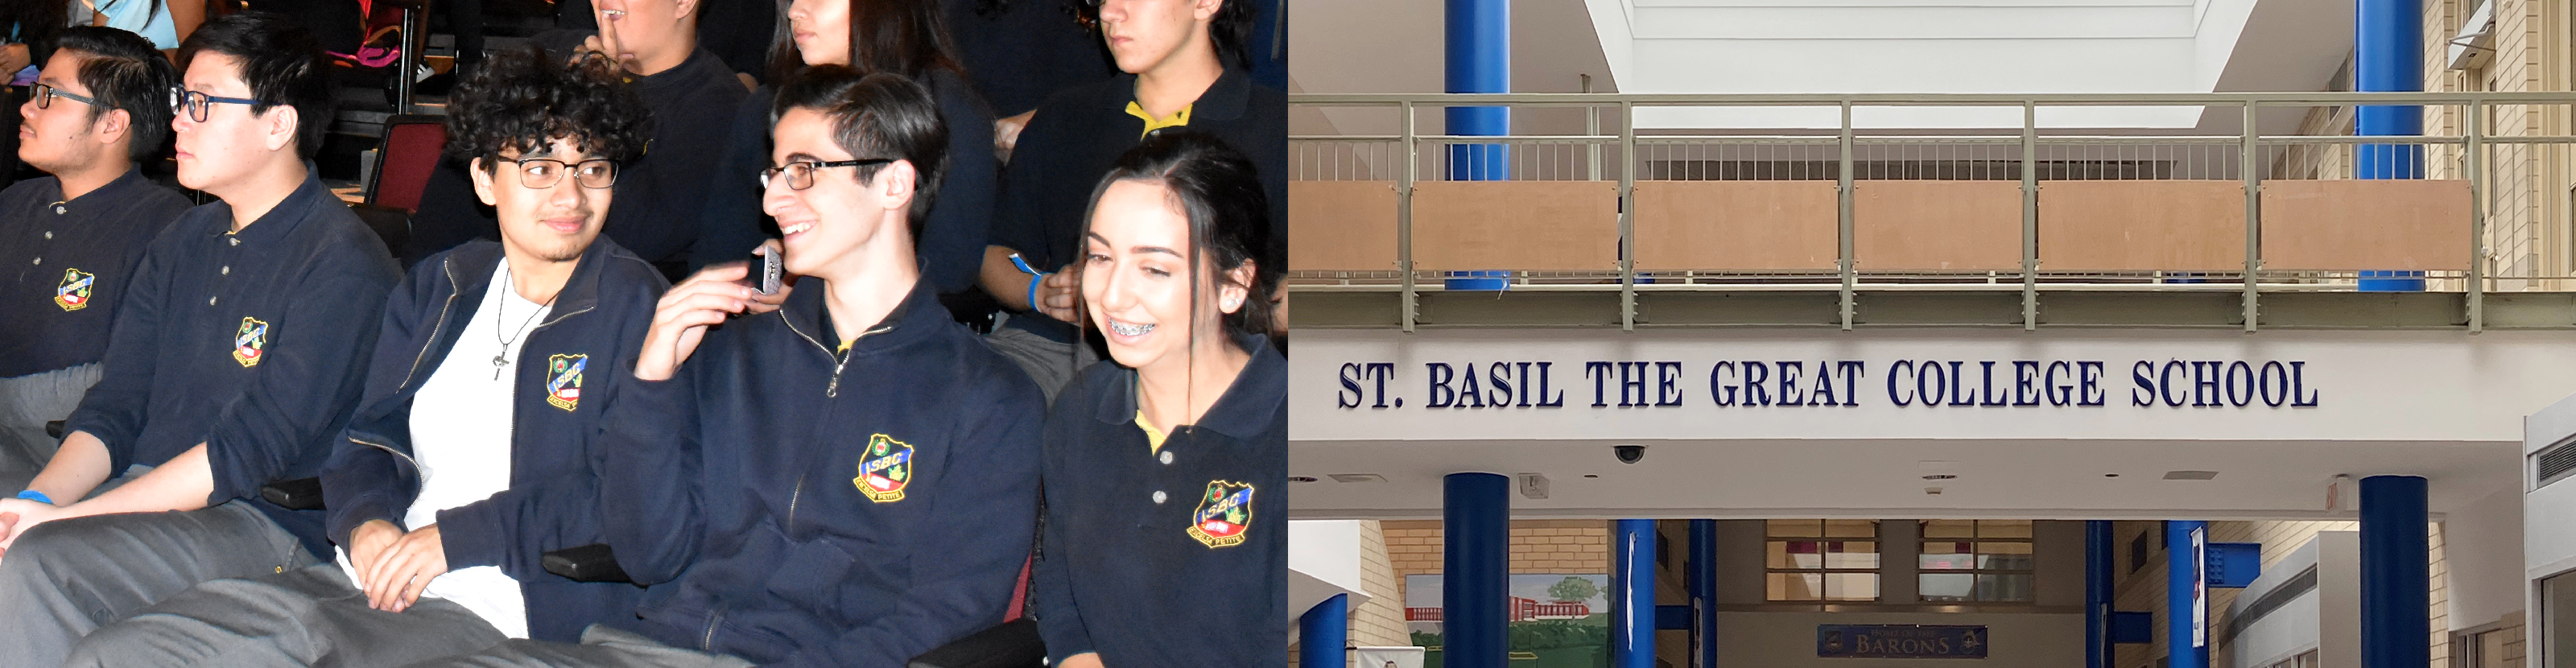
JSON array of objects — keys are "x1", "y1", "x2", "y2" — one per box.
[
  {"x1": 2260, "y1": 179, "x2": 2472, "y2": 270},
  {"x1": 1854, "y1": 180, "x2": 2023, "y2": 271},
  {"x1": 1288, "y1": 181, "x2": 1399, "y2": 271},
  {"x1": 1633, "y1": 181, "x2": 1840, "y2": 270},
  {"x1": 1411, "y1": 180, "x2": 1620, "y2": 271},
  {"x1": 2038, "y1": 180, "x2": 2247, "y2": 271}
]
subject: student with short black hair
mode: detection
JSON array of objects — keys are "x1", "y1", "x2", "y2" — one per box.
[
  {"x1": 0, "y1": 26, "x2": 189, "y2": 487},
  {"x1": 688, "y1": 0, "x2": 998, "y2": 327},
  {"x1": 1032, "y1": 130, "x2": 1285, "y2": 668},
  {"x1": 409, "y1": 68, "x2": 1045, "y2": 668},
  {"x1": 0, "y1": 13, "x2": 401, "y2": 666},
  {"x1": 60, "y1": 47, "x2": 670, "y2": 668},
  {"x1": 978, "y1": 0, "x2": 1286, "y2": 402}
]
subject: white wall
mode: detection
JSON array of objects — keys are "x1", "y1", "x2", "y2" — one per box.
[
  {"x1": 1714, "y1": 611, "x2": 2083, "y2": 668},
  {"x1": 2445, "y1": 486, "x2": 2524, "y2": 631}
]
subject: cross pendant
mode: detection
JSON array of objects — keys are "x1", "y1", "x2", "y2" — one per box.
[{"x1": 493, "y1": 353, "x2": 508, "y2": 380}]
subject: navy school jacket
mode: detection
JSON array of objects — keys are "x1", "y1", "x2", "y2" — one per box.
[
  {"x1": 319, "y1": 237, "x2": 669, "y2": 642},
  {"x1": 593, "y1": 279, "x2": 1046, "y2": 667}
]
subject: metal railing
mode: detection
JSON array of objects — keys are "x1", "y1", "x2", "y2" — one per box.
[{"x1": 1289, "y1": 92, "x2": 2576, "y2": 332}]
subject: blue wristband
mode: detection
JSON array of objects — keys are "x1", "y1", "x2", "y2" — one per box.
[
  {"x1": 15, "y1": 489, "x2": 52, "y2": 505},
  {"x1": 1026, "y1": 272, "x2": 1051, "y2": 311}
]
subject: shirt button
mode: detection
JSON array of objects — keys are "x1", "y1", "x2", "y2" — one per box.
[
  {"x1": 1152, "y1": 491, "x2": 1167, "y2": 504},
  {"x1": 50, "y1": 205, "x2": 63, "y2": 215},
  {"x1": 208, "y1": 295, "x2": 217, "y2": 306},
  {"x1": 43, "y1": 230, "x2": 52, "y2": 239},
  {"x1": 228, "y1": 237, "x2": 239, "y2": 246},
  {"x1": 1159, "y1": 451, "x2": 1174, "y2": 465},
  {"x1": 221, "y1": 266, "x2": 229, "y2": 275},
  {"x1": 29, "y1": 257, "x2": 38, "y2": 265}
]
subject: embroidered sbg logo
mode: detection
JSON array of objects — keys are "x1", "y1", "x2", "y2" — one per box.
[
  {"x1": 52, "y1": 269, "x2": 93, "y2": 311},
  {"x1": 1187, "y1": 480, "x2": 1256, "y2": 548},
  {"x1": 546, "y1": 354, "x2": 585, "y2": 411},
  {"x1": 853, "y1": 434, "x2": 914, "y2": 502},
  {"x1": 231, "y1": 317, "x2": 268, "y2": 367}
]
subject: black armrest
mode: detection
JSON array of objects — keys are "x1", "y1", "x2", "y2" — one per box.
[
  {"x1": 541, "y1": 543, "x2": 634, "y2": 583},
  {"x1": 906, "y1": 618, "x2": 1045, "y2": 668},
  {"x1": 44, "y1": 420, "x2": 64, "y2": 439},
  {"x1": 261, "y1": 476, "x2": 327, "y2": 510}
]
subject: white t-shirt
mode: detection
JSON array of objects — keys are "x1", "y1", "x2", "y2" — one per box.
[{"x1": 337, "y1": 261, "x2": 540, "y2": 639}]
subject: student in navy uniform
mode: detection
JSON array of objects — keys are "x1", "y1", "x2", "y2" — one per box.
[
  {"x1": 407, "y1": 0, "x2": 746, "y2": 280},
  {"x1": 687, "y1": 0, "x2": 997, "y2": 330},
  {"x1": 0, "y1": 12, "x2": 401, "y2": 667},
  {"x1": 411, "y1": 69, "x2": 1044, "y2": 668},
  {"x1": 0, "y1": 27, "x2": 188, "y2": 488},
  {"x1": 1032, "y1": 130, "x2": 1284, "y2": 668},
  {"x1": 978, "y1": 0, "x2": 1286, "y2": 401},
  {"x1": 58, "y1": 47, "x2": 669, "y2": 668}
]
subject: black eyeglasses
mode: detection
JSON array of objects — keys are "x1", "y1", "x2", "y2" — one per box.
[
  {"x1": 169, "y1": 88, "x2": 262, "y2": 122},
  {"x1": 759, "y1": 159, "x2": 894, "y2": 191},
  {"x1": 510, "y1": 158, "x2": 620, "y2": 189},
  {"x1": 31, "y1": 84, "x2": 104, "y2": 110}
]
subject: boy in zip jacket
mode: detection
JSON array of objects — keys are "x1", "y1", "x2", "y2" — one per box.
[
  {"x1": 411, "y1": 68, "x2": 1046, "y2": 668},
  {"x1": 59, "y1": 47, "x2": 670, "y2": 667}
]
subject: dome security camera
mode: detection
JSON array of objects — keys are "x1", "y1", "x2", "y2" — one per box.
[{"x1": 1613, "y1": 444, "x2": 1646, "y2": 464}]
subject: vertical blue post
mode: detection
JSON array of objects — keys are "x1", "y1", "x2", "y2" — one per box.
[
  {"x1": 2355, "y1": 0, "x2": 2425, "y2": 291},
  {"x1": 1445, "y1": 473, "x2": 1510, "y2": 668},
  {"x1": 1612, "y1": 520, "x2": 1657, "y2": 668},
  {"x1": 1445, "y1": 0, "x2": 1509, "y2": 181},
  {"x1": 2085, "y1": 521, "x2": 2113, "y2": 668},
  {"x1": 1689, "y1": 520, "x2": 1718, "y2": 668},
  {"x1": 2360, "y1": 476, "x2": 2429, "y2": 668},
  {"x1": 2166, "y1": 521, "x2": 2209, "y2": 668},
  {"x1": 1301, "y1": 594, "x2": 1349, "y2": 668}
]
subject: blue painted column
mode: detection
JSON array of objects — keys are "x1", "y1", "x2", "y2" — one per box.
[
  {"x1": 2086, "y1": 521, "x2": 2113, "y2": 668},
  {"x1": 1444, "y1": 473, "x2": 1510, "y2": 668},
  {"x1": 1301, "y1": 594, "x2": 1349, "y2": 668},
  {"x1": 2166, "y1": 521, "x2": 2209, "y2": 668},
  {"x1": 2355, "y1": 0, "x2": 2426, "y2": 290},
  {"x1": 1689, "y1": 520, "x2": 1719, "y2": 668},
  {"x1": 1445, "y1": 0, "x2": 1509, "y2": 181},
  {"x1": 1612, "y1": 520, "x2": 1657, "y2": 668},
  {"x1": 2360, "y1": 476, "x2": 2429, "y2": 668}
]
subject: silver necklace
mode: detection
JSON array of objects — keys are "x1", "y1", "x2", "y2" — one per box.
[{"x1": 492, "y1": 266, "x2": 559, "y2": 380}]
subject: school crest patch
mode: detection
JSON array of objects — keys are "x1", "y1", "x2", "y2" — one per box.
[
  {"x1": 52, "y1": 269, "x2": 93, "y2": 311},
  {"x1": 1187, "y1": 480, "x2": 1256, "y2": 548},
  {"x1": 853, "y1": 434, "x2": 914, "y2": 502},
  {"x1": 231, "y1": 317, "x2": 268, "y2": 367},
  {"x1": 545, "y1": 354, "x2": 585, "y2": 411}
]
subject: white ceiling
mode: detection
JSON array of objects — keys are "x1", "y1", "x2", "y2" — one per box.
[
  {"x1": 1291, "y1": 0, "x2": 2357, "y2": 134},
  {"x1": 1289, "y1": 437, "x2": 2520, "y2": 521}
]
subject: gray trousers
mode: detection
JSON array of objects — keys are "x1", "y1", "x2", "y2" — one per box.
[
  {"x1": 985, "y1": 324, "x2": 1097, "y2": 405},
  {"x1": 65, "y1": 563, "x2": 505, "y2": 668},
  {"x1": 0, "y1": 500, "x2": 320, "y2": 668},
  {"x1": 397, "y1": 625, "x2": 753, "y2": 668},
  {"x1": 0, "y1": 363, "x2": 101, "y2": 490}
]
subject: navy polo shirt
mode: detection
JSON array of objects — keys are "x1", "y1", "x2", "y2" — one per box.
[
  {"x1": 61, "y1": 171, "x2": 400, "y2": 559},
  {"x1": 1032, "y1": 336, "x2": 1286, "y2": 666},
  {"x1": 989, "y1": 69, "x2": 1286, "y2": 344},
  {"x1": 0, "y1": 169, "x2": 190, "y2": 378}
]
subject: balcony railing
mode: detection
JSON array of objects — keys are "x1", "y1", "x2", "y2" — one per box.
[{"x1": 1287, "y1": 92, "x2": 2576, "y2": 331}]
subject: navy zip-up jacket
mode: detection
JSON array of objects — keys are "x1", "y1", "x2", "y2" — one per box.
[
  {"x1": 319, "y1": 237, "x2": 667, "y2": 642},
  {"x1": 61, "y1": 171, "x2": 399, "y2": 560},
  {"x1": 593, "y1": 280, "x2": 1045, "y2": 667}
]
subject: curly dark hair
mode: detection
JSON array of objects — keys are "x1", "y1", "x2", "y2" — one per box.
[{"x1": 442, "y1": 47, "x2": 654, "y2": 171}]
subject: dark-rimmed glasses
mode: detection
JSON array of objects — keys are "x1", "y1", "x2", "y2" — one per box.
[
  {"x1": 169, "y1": 88, "x2": 262, "y2": 122},
  {"x1": 759, "y1": 159, "x2": 894, "y2": 191},
  {"x1": 508, "y1": 158, "x2": 620, "y2": 189},
  {"x1": 32, "y1": 84, "x2": 103, "y2": 110}
]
